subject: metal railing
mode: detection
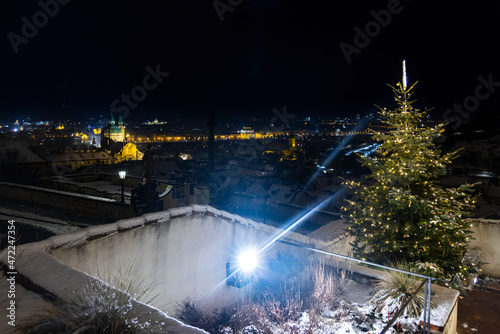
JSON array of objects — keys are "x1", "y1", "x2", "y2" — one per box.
[{"x1": 278, "y1": 241, "x2": 440, "y2": 334}]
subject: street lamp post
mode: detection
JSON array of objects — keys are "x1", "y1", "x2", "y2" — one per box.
[{"x1": 119, "y1": 170, "x2": 126, "y2": 204}]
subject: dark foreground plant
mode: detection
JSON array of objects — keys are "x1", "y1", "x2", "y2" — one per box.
[
  {"x1": 304, "y1": 260, "x2": 349, "y2": 314},
  {"x1": 178, "y1": 301, "x2": 236, "y2": 334},
  {"x1": 16, "y1": 272, "x2": 164, "y2": 333},
  {"x1": 177, "y1": 258, "x2": 352, "y2": 334}
]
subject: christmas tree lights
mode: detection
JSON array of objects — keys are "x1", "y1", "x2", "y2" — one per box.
[{"x1": 343, "y1": 61, "x2": 478, "y2": 280}]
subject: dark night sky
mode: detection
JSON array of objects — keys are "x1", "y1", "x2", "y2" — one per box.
[{"x1": 1, "y1": 0, "x2": 500, "y2": 123}]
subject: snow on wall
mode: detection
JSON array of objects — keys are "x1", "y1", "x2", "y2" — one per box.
[
  {"x1": 0, "y1": 215, "x2": 208, "y2": 333},
  {"x1": 49, "y1": 205, "x2": 330, "y2": 314},
  {"x1": 419, "y1": 285, "x2": 459, "y2": 331},
  {"x1": 0, "y1": 247, "x2": 208, "y2": 333}
]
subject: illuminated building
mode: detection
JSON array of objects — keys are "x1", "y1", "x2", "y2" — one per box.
[{"x1": 101, "y1": 113, "x2": 125, "y2": 148}]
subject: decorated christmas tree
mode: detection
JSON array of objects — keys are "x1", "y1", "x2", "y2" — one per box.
[{"x1": 343, "y1": 61, "x2": 478, "y2": 280}]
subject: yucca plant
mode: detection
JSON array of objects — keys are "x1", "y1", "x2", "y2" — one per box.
[{"x1": 370, "y1": 260, "x2": 434, "y2": 317}]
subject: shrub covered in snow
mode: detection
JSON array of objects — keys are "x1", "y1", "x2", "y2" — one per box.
[
  {"x1": 177, "y1": 255, "x2": 353, "y2": 334},
  {"x1": 15, "y1": 268, "x2": 164, "y2": 333}
]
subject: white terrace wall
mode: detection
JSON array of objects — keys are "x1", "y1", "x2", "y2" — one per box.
[
  {"x1": 3, "y1": 205, "x2": 459, "y2": 333},
  {"x1": 0, "y1": 233, "x2": 209, "y2": 333},
  {"x1": 469, "y1": 219, "x2": 500, "y2": 277},
  {"x1": 50, "y1": 205, "x2": 349, "y2": 315},
  {"x1": 0, "y1": 182, "x2": 134, "y2": 220}
]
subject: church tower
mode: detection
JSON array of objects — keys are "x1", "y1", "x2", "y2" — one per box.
[
  {"x1": 118, "y1": 114, "x2": 125, "y2": 133},
  {"x1": 101, "y1": 112, "x2": 125, "y2": 149}
]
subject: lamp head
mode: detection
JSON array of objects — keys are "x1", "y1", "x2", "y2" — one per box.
[{"x1": 237, "y1": 249, "x2": 258, "y2": 273}]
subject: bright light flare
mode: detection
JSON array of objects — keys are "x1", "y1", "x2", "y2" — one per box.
[{"x1": 237, "y1": 249, "x2": 258, "y2": 272}]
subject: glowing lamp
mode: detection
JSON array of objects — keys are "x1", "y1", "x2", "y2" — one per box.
[
  {"x1": 237, "y1": 249, "x2": 258, "y2": 272},
  {"x1": 227, "y1": 248, "x2": 259, "y2": 288},
  {"x1": 118, "y1": 170, "x2": 127, "y2": 203}
]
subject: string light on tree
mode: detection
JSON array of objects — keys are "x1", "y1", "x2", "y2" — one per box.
[{"x1": 343, "y1": 61, "x2": 479, "y2": 280}]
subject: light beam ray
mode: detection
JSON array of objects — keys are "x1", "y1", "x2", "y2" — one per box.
[
  {"x1": 258, "y1": 191, "x2": 341, "y2": 254},
  {"x1": 200, "y1": 116, "x2": 370, "y2": 299},
  {"x1": 209, "y1": 194, "x2": 335, "y2": 293},
  {"x1": 304, "y1": 116, "x2": 369, "y2": 191}
]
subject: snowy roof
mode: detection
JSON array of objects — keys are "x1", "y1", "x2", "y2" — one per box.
[
  {"x1": 127, "y1": 160, "x2": 183, "y2": 181},
  {"x1": 268, "y1": 183, "x2": 294, "y2": 203},
  {"x1": 242, "y1": 181, "x2": 268, "y2": 197},
  {"x1": 46, "y1": 150, "x2": 112, "y2": 162},
  {"x1": 0, "y1": 140, "x2": 45, "y2": 163},
  {"x1": 307, "y1": 219, "x2": 348, "y2": 243},
  {"x1": 313, "y1": 175, "x2": 345, "y2": 192}
]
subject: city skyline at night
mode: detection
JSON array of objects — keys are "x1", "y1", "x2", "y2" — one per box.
[
  {"x1": 0, "y1": 1, "x2": 499, "y2": 125},
  {"x1": 2, "y1": 2, "x2": 500, "y2": 332}
]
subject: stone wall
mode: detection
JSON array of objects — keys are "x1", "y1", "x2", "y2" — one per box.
[
  {"x1": 50, "y1": 205, "x2": 334, "y2": 314},
  {"x1": 0, "y1": 182, "x2": 134, "y2": 220},
  {"x1": 440, "y1": 300, "x2": 458, "y2": 334},
  {"x1": 0, "y1": 238, "x2": 207, "y2": 334},
  {"x1": 469, "y1": 219, "x2": 500, "y2": 277}
]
